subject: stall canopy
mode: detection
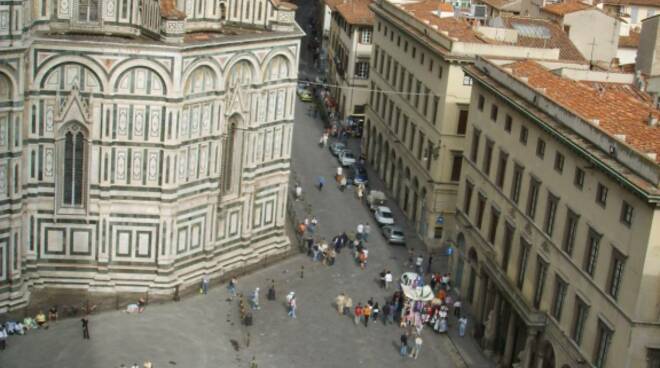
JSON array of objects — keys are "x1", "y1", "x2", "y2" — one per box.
[{"x1": 401, "y1": 284, "x2": 435, "y2": 302}]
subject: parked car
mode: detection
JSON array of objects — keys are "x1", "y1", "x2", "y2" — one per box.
[
  {"x1": 366, "y1": 190, "x2": 387, "y2": 211},
  {"x1": 351, "y1": 164, "x2": 368, "y2": 186},
  {"x1": 338, "y1": 150, "x2": 356, "y2": 167},
  {"x1": 374, "y1": 206, "x2": 395, "y2": 226},
  {"x1": 382, "y1": 225, "x2": 405, "y2": 245},
  {"x1": 329, "y1": 142, "x2": 346, "y2": 157},
  {"x1": 298, "y1": 89, "x2": 313, "y2": 102}
]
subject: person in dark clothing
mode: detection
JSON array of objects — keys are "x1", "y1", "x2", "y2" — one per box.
[
  {"x1": 400, "y1": 333, "x2": 408, "y2": 356},
  {"x1": 267, "y1": 280, "x2": 276, "y2": 301},
  {"x1": 81, "y1": 318, "x2": 90, "y2": 339},
  {"x1": 382, "y1": 303, "x2": 391, "y2": 325}
]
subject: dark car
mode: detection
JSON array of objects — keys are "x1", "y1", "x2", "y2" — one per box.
[{"x1": 351, "y1": 165, "x2": 368, "y2": 186}]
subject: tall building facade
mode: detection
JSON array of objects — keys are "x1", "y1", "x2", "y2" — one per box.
[
  {"x1": 0, "y1": 0, "x2": 302, "y2": 312},
  {"x1": 455, "y1": 57, "x2": 660, "y2": 368},
  {"x1": 325, "y1": 0, "x2": 373, "y2": 120},
  {"x1": 365, "y1": 0, "x2": 584, "y2": 249}
]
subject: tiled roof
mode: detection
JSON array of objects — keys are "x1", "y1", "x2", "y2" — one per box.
[
  {"x1": 400, "y1": 0, "x2": 487, "y2": 42},
  {"x1": 325, "y1": 0, "x2": 344, "y2": 11},
  {"x1": 601, "y1": 0, "x2": 660, "y2": 7},
  {"x1": 396, "y1": 1, "x2": 585, "y2": 62},
  {"x1": 542, "y1": 0, "x2": 591, "y2": 15},
  {"x1": 334, "y1": 0, "x2": 374, "y2": 25},
  {"x1": 498, "y1": 16, "x2": 587, "y2": 62},
  {"x1": 618, "y1": 30, "x2": 640, "y2": 48},
  {"x1": 504, "y1": 60, "x2": 660, "y2": 163},
  {"x1": 479, "y1": 0, "x2": 520, "y2": 10},
  {"x1": 495, "y1": 17, "x2": 586, "y2": 62}
]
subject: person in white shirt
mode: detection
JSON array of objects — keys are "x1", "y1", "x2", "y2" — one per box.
[
  {"x1": 384, "y1": 271, "x2": 393, "y2": 290},
  {"x1": 410, "y1": 335, "x2": 423, "y2": 359},
  {"x1": 295, "y1": 184, "x2": 302, "y2": 201},
  {"x1": 356, "y1": 223, "x2": 364, "y2": 240},
  {"x1": 415, "y1": 255, "x2": 424, "y2": 274}
]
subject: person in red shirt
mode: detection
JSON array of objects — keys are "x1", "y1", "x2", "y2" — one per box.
[{"x1": 354, "y1": 303, "x2": 363, "y2": 325}]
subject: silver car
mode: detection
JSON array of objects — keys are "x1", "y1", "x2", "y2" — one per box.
[
  {"x1": 382, "y1": 225, "x2": 405, "y2": 245},
  {"x1": 338, "y1": 150, "x2": 356, "y2": 167},
  {"x1": 329, "y1": 142, "x2": 346, "y2": 156}
]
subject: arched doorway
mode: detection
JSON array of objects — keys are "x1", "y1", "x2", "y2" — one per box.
[
  {"x1": 383, "y1": 141, "x2": 390, "y2": 179},
  {"x1": 542, "y1": 342, "x2": 556, "y2": 368},
  {"x1": 403, "y1": 168, "x2": 411, "y2": 213},
  {"x1": 467, "y1": 247, "x2": 479, "y2": 303},
  {"x1": 388, "y1": 151, "x2": 396, "y2": 190},
  {"x1": 395, "y1": 158, "x2": 403, "y2": 203},
  {"x1": 376, "y1": 134, "x2": 383, "y2": 173},
  {"x1": 411, "y1": 177, "x2": 419, "y2": 224},
  {"x1": 419, "y1": 187, "x2": 428, "y2": 237},
  {"x1": 455, "y1": 233, "x2": 466, "y2": 289}
]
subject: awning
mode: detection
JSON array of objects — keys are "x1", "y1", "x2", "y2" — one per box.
[{"x1": 401, "y1": 284, "x2": 435, "y2": 302}]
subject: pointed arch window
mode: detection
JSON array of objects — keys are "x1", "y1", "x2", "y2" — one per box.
[
  {"x1": 62, "y1": 126, "x2": 86, "y2": 207},
  {"x1": 223, "y1": 122, "x2": 236, "y2": 192}
]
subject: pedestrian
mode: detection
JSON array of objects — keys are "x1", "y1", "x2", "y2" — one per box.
[
  {"x1": 81, "y1": 317, "x2": 90, "y2": 340},
  {"x1": 453, "y1": 299, "x2": 462, "y2": 317},
  {"x1": 382, "y1": 302, "x2": 390, "y2": 324},
  {"x1": 384, "y1": 270, "x2": 393, "y2": 290},
  {"x1": 357, "y1": 185, "x2": 364, "y2": 200},
  {"x1": 267, "y1": 280, "x2": 276, "y2": 301},
  {"x1": 335, "y1": 293, "x2": 346, "y2": 314},
  {"x1": 399, "y1": 333, "x2": 408, "y2": 356},
  {"x1": 356, "y1": 223, "x2": 364, "y2": 241},
  {"x1": 410, "y1": 335, "x2": 422, "y2": 359},
  {"x1": 251, "y1": 287, "x2": 260, "y2": 310},
  {"x1": 344, "y1": 296, "x2": 353, "y2": 316},
  {"x1": 364, "y1": 224, "x2": 371, "y2": 242},
  {"x1": 426, "y1": 253, "x2": 433, "y2": 274},
  {"x1": 336, "y1": 166, "x2": 343, "y2": 180},
  {"x1": 0, "y1": 325, "x2": 7, "y2": 350},
  {"x1": 458, "y1": 316, "x2": 468, "y2": 337},
  {"x1": 362, "y1": 303, "x2": 372, "y2": 327},
  {"x1": 372, "y1": 302, "x2": 380, "y2": 322},
  {"x1": 295, "y1": 183, "x2": 302, "y2": 201},
  {"x1": 318, "y1": 176, "x2": 325, "y2": 191},
  {"x1": 339, "y1": 175, "x2": 347, "y2": 191},
  {"x1": 415, "y1": 254, "x2": 424, "y2": 275},
  {"x1": 201, "y1": 274, "x2": 209, "y2": 295},
  {"x1": 228, "y1": 277, "x2": 238, "y2": 300},
  {"x1": 354, "y1": 303, "x2": 363, "y2": 325},
  {"x1": 407, "y1": 248, "x2": 414, "y2": 268},
  {"x1": 388, "y1": 301, "x2": 396, "y2": 324},
  {"x1": 250, "y1": 356, "x2": 258, "y2": 368},
  {"x1": 287, "y1": 292, "x2": 297, "y2": 319}
]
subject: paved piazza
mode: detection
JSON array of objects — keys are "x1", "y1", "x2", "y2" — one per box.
[{"x1": 0, "y1": 99, "x2": 493, "y2": 368}]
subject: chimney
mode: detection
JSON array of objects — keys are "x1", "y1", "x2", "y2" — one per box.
[{"x1": 648, "y1": 113, "x2": 658, "y2": 127}]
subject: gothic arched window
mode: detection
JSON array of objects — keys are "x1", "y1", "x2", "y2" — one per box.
[
  {"x1": 62, "y1": 126, "x2": 86, "y2": 207},
  {"x1": 223, "y1": 122, "x2": 236, "y2": 192},
  {"x1": 227, "y1": 60, "x2": 253, "y2": 88}
]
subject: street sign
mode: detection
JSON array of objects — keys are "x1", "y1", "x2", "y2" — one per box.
[
  {"x1": 436, "y1": 215, "x2": 444, "y2": 225},
  {"x1": 446, "y1": 247, "x2": 453, "y2": 256}
]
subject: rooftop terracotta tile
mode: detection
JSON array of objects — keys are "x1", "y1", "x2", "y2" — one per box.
[
  {"x1": 335, "y1": 0, "x2": 375, "y2": 25},
  {"x1": 504, "y1": 60, "x2": 660, "y2": 162},
  {"x1": 541, "y1": 0, "x2": 591, "y2": 16}
]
